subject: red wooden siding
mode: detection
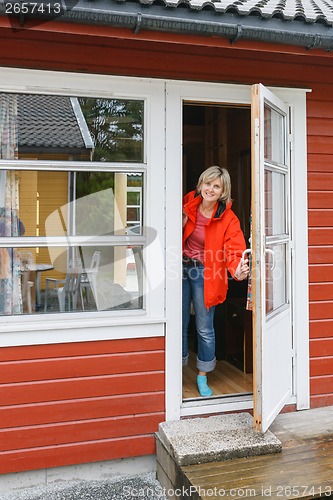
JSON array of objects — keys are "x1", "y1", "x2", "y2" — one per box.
[
  {"x1": 0, "y1": 337, "x2": 165, "y2": 473},
  {"x1": 307, "y1": 87, "x2": 333, "y2": 409}
]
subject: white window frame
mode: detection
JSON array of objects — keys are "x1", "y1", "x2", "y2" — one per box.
[{"x1": 0, "y1": 67, "x2": 166, "y2": 346}]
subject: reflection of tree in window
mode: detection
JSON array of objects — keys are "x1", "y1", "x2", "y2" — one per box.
[
  {"x1": 78, "y1": 98, "x2": 144, "y2": 162},
  {"x1": 74, "y1": 172, "x2": 115, "y2": 236},
  {"x1": 74, "y1": 172, "x2": 143, "y2": 236}
]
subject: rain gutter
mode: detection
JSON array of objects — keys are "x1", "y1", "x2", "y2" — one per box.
[{"x1": 1, "y1": 0, "x2": 333, "y2": 51}]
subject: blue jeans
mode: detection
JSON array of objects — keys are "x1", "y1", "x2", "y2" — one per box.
[{"x1": 182, "y1": 264, "x2": 216, "y2": 372}]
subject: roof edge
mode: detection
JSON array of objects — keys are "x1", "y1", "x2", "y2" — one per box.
[{"x1": 1, "y1": 2, "x2": 333, "y2": 51}]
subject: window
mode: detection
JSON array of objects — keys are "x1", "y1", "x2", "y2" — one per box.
[
  {"x1": 127, "y1": 185, "x2": 142, "y2": 230},
  {"x1": 0, "y1": 92, "x2": 146, "y2": 315}
]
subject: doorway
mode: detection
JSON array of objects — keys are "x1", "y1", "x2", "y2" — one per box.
[{"x1": 182, "y1": 102, "x2": 253, "y2": 401}]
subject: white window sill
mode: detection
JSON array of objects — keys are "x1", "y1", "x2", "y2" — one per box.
[{"x1": 0, "y1": 312, "x2": 166, "y2": 346}]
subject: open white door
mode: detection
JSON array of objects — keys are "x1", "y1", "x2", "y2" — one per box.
[{"x1": 252, "y1": 84, "x2": 293, "y2": 433}]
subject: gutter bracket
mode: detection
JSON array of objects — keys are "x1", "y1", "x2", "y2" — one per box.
[
  {"x1": 306, "y1": 34, "x2": 321, "y2": 50},
  {"x1": 230, "y1": 24, "x2": 242, "y2": 44},
  {"x1": 134, "y1": 12, "x2": 142, "y2": 35}
]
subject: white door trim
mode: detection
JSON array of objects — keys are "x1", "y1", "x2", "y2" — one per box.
[{"x1": 165, "y1": 80, "x2": 309, "y2": 421}]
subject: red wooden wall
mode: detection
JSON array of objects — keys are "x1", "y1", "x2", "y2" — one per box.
[
  {"x1": 0, "y1": 337, "x2": 165, "y2": 473},
  {"x1": 307, "y1": 90, "x2": 333, "y2": 408},
  {"x1": 0, "y1": 18, "x2": 332, "y2": 473}
]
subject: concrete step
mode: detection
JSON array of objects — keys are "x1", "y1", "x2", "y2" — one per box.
[
  {"x1": 157, "y1": 412, "x2": 281, "y2": 467},
  {"x1": 156, "y1": 413, "x2": 282, "y2": 499}
]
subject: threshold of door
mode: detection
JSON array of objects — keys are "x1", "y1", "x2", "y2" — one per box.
[
  {"x1": 183, "y1": 391, "x2": 253, "y2": 405},
  {"x1": 181, "y1": 393, "x2": 253, "y2": 417}
]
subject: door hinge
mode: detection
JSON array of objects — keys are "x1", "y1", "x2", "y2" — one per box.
[
  {"x1": 289, "y1": 133, "x2": 293, "y2": 151},
  {"x1": 291, "y1": 350, "x2": 296, "y2": 367}
]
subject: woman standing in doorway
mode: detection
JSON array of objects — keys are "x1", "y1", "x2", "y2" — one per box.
[{"x1": 182, "y1": 166, "x2": 250, "y2": 397}]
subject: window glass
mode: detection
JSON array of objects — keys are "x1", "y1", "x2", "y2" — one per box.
[
  {"x1": 0, "y1": 92, "x2": 146, "y2": 317},
  {"x1": 0, "y1": 245, "x2": 143, "y2": 315},
  {"x1": 126, "y1": 187, "x2": 142, "y2": 230},
  {"x1": 0, "y1": 93, "x2": 144, "y2": 163},
  {"x1": 0, "y1": 170, "x2": 143, "y2": 237},
  {"x1": 265, "y1": 243, "x2": 287, "y2": 315},
  {"x1": 264, "y1": 169, "x2": 286, "y2": 236},
  {"x1": 264, "y1": 104, "x2": 285, "y2": 166}
]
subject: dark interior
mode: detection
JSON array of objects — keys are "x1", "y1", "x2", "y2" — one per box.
[{"x1": 183, "y1": 103, "x2": 253, "y2": 395}]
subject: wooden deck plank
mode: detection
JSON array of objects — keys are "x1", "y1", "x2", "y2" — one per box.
[
  {"x1": 184, "y1": 454, "x2": 333, "y2": 487},
  {"x1": 184, "y1": 440, "x2": 333, "y2": 478},
  {"x1": 184, "y1": 455, "x2": 333, "y2": 489},
  {"x1": 183, "y1": 465, "x2": 333, "y2": 499},
  {"x1": 179, "y1": 407, "x2": 333, "y2": 499}
]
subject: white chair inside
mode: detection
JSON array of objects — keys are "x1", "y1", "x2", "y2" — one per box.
[
  {"x1": 44, "y1": 258, "x2": 82, "y2": 313},
  {"x1": 80, "y1": 251, "x2": 101, "y2": 310}
]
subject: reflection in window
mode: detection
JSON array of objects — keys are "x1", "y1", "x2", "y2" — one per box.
[
  {"x1": 0, "y1": 92, "x2": 146, "y2": 316},
  {"x1": 78, "y1": 98, "x2": 144, "y2": 162},
  {"x1": 127, "y1": 186, "x2": 142, "y2": 230},
  {"x1": 0, "y1": 245, "x2": 143, "y2": 316},
  {"x1": 73, "y1": 172, "x2": 143, "y2": 237},
  {"x1": 265, "y1": 244, "x2": 287, "y2": 315},
  {"x1": 264, "y1": 169, "x2": 286, "y2": 237},
  {"x1": 1, "y1": 93, "x2": 144, "y2": 163},
  {"x1": 264, "y1": 104, "x2": 285, "y2": 166},
  {"x1": 0, "y1": 170, "x2": 143, "y2": 238}
]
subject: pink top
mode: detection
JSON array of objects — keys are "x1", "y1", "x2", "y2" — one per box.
[{"x1": 184, "y1": 209, "x2": 209, "y2": 263}]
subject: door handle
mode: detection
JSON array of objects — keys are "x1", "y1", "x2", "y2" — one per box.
[
  {"x1": 242, "y1": 249, "x2": 252, "y2": 261},
  {"x1": 265, "y1": 248, "x2": 275, "y2": 270}
]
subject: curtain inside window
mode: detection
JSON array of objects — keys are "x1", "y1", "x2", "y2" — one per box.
[{"x1": 0, "y1": 94, "x2": 22, "y2": 314}]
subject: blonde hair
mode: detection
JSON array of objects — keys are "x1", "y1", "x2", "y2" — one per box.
[{"x1": 197, "y1": 166, "x2": 232, "y2": 204}]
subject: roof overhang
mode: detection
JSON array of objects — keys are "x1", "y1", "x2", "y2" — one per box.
[{"x1": 1, "y1": 0, "x2": 333, "y2": 51}]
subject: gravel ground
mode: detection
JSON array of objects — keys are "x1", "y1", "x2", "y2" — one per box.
[{"x1": 1, "y1": 472, "x2": 168, "y2": 500}]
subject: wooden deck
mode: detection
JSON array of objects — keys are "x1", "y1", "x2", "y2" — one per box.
[{"x1": 156, "y1": 406, "x2": 333, "y2": 499}]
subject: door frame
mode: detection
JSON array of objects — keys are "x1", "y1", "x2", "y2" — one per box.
[{"x1": 165, "y1": 80, "x2": 310, "y2": 421}]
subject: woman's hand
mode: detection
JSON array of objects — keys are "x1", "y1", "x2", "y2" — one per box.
[{"x1": 234, "y1": 258, "x2": 250, "y2": 281}]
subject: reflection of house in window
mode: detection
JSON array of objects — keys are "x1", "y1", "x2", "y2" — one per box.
[
  {"x1": 18, "y1": 95, "x2": 94, "y2": 161},
  {"x1": 127, "y1": 182, "x2": 142, "y2": 230},
  {"x1": 18, "y1": 95, "x2": 94, "y2": 238},
  {"x1": 17, "y1": 95, "x2": 94, "y2": 285},
  {"x1": 6, "y1": 93, "x2": 144, "y2": 312},
  {"x1": 125, "y1": 178, "x2": 143, "y2": 276}
]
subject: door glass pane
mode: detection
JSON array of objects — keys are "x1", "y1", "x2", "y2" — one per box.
[
  {"x1": 264, "y1": 169, "x2": 286, "y2": 236},
  {"x1": 0, "y1": 170, "x2": 143, "y2": 237},
  {"x1": 0, "y1": 93, "x2": 144, "y2": 162},
  {"x1": 264, "y1": 104, "x2": 285, "y2": 165},
  {"x1": 265, "y1": 243, "x2": 287, "y2": 315},
  {"x1": 0, "y1": 245, "x2": 143, "y2": 315}
]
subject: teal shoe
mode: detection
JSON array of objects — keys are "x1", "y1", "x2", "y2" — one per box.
[{"x1": 197, "y1": 375, "x2": 213, "y2": 397}]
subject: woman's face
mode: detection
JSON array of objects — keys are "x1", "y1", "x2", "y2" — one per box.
[{"x1": 200, "y1": 176, "x2": 223, "y2": 203}]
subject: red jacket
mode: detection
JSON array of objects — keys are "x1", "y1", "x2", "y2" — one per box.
[{"x1": 183, "y1": 190, "x2": 246, "y2": 308}]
